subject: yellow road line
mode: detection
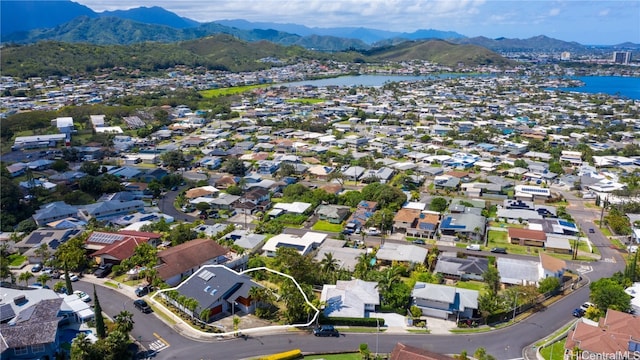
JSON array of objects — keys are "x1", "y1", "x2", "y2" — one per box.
[{"x1": 153, "y1": 332, "x2": 170, "y2": 347}]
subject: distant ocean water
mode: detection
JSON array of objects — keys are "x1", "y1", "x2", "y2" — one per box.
[{"x1": 556, "y1": 76, "x2": 640, "y2": 100}]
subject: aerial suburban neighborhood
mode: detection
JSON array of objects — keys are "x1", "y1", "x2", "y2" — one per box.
[{"x1": 1, "y1": 5, "x2": 640, "y2": 360}]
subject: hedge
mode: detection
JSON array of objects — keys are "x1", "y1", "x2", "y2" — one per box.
[
  {"x1": 258, "y1": 349, "x2": 302, "y2": 360},
  {"x1": 321, "y1": 317, "x2": 385, "y2": 327}
]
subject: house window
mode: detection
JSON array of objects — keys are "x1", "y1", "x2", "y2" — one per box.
[
  {"x1": 31, "y1": 344, "x2": 45, "y2": 353},
  {"x1": 14, "y1": 347, "x2": 28, "y2": 355}
]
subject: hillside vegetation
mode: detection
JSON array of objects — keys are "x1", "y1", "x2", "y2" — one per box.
[{"x1": 1, "y1": 36, "x2": 510, "y2": 79}]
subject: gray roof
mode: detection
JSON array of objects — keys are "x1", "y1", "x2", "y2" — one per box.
[
  {"x1": 321, "y1": 279, "x2": 380, "y2": 318},
  {"x1": 176, "y1": 265, "x2": 261, "y2": 310},
  {"x1": 376, "y1": 244, "x2": 427, "y2": 264},
  {"x1": 314, "y1": 240, "x2": 365, "y2": 272},
  {"x1": 412, "y1": 283, "x2": 478, "y2": 311},
  {"x1": 435, "y1": 256, "x2": 488, "y2": 276},
  {"x1": 0, "y1": 298, "x2": 63, "y2": 350},
  {"x1": 497, "y1": 257, "x2": 541, "y2": 285},
  {"x1": 33, "y1": 201, "x2": 78, "y2": 222}
]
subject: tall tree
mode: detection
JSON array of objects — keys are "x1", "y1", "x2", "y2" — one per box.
[
  {"x1": 483, "y1": 264, "x2": 500, "y2": 297},
  {"x1": 93, "y1": 285, "x2": 106, "y2": 339},
  {"x1": 589, "y1": 278, "x2": 631, "y2": 312},
  {"x1": 63, "y1": 261, "x2": 73, "y2": 295}
]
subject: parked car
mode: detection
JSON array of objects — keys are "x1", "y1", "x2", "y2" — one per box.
[
  {"x1": 135, "y1": 285, "x2": 152, "y2": 297},
  {"x1": 61, "y1": 273, "x2": 79, "y2": 282},
  {"x1": 365, "y1": 227, "x2": 381, "y2": 236},
  {"x1": 134, "y1": 299, "x2": 152, "y2": 313},
  {"x1": 490, "y1": 247, "x2": 507, "y2": 254},
  {"x1": 31, "y1": 263, "x2": 43, "y2": 272},
  {"x1": 94, "y1": 264, "x2": 113, "y2": 278},
  {"x1": 572, "y1": 308, "x2": 586, "y2": 317},
  {"x1": 628, "y1": 245, "x2": 638, "y2": 254},
  {"x1": 588, "y1": 228, "x2": 595, "y2": 234},
  {"x1": 466, "y1": 244, "x2": 481, "y2": 251},
  {"x1": 580, "y1": 302, "x2": 596, "y2": 311},
  {"x1": 74, "y1": 290, "x2": 91, "y2": 302},
  {"x1": 412, "y1": 239, "x2": 426, "y2": 245},
  {"x1": 313, "y1": 325, "x2": 340, "y2": 337}
]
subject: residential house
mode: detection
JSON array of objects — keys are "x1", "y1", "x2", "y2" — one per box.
[
  {"x1": 32, "y1": 202, "x2": 78, "y2": 227},
  {"x1": 307, "y1": 165, "x2": 334, "y2": 180},
  {"x1": 393, "y1": 208, "x2": 421, "y2": 233},
  {"x1": 0, "y1": 298, "x2": 64, "y2": 360},
  {"x1": 261, "y1": 232, "x2": 327, "y2": 257},
  {"x1": 314, "y1": 239, "x2": 365, "y2": 272},
  {"x1": 315, "y1": 205, "x2": 351, "y2": 224},
  {"x1": 223, "y1": 230, "x2": 266, "y2": 253},
  {"x1": 434, "y1": 255, "x2": 488, "y2": 281},
  {"x1": 376, "y1": 244, "x2": 428, "y2": 265},
  {"x1": 84, "y1": 230, "x2": 162, "y2": 253},
  {"x1": 497, "y1": 253, "x2": 566, "y2": 287},
  {"x1": 271, "y1": 201, "x2": 312, "y2": 215},
  {"x1": 320, "y1": 279, "x2": 380, "y2": 318},
  {"x1": 17, "y1": 228, "x2": 83, "y2": 263},
  {"x1": 214, "y1": 176, "x2": 238, "y2": 189},
  {"x1": 91, "y1": 235, "x2": 151, "y2": 266},
  {"x1": 156, "y1": 238, "x2": 233, "y2": 286},
  {"x1": 411, "y1": 282, "x2": 479, "y2": 320},
  {"x1": 346, "y1": 200, "x2": 378, "y2": 229},
  {"x1": 185, "y1": 186, "x2": 220, "y2": 200},
  {"x1": 343, "y1": 166, "x2": 366, "y2": 181},
  {"x1": 234, "y1": 187, "x2": 271, "y2": 215},
  {"x1": 508, "y1": 228, "x2": 547, "y2": 247},
  {"x1": 564, "y1": 309, "x2": 640, "y2": 359},
  {"x1": 433, "y1": 175, "x2": 460, "y2": 190},
  {"x1": 514, "y1": 185, "x2": 551, "y2": 200},
  {"x1": 166, "y1": 265, "x2": 262, "y2": 320},
  {"x1": 439, "y1": 213, "x2": 486, "y2": 242},
  {"x1": 78, "y1": 200, "x2": 145, "y2": 221}
]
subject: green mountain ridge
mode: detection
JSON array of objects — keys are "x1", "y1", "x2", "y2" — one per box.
[{"x1": 0, "y1": 36, "x2": 512, "y2": 79}]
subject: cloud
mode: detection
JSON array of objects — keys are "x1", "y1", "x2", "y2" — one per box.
[
  {"x1": 548, "y1": 8, "x2": 560, "y2": 16},
  {"x1": 598, "y1": 8, "x2": 610, "y2": 16}
]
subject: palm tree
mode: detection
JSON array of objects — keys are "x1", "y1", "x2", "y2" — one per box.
[
  {"x1": 70, "y1": 332, "x2": 93, "y2": 359},
  {"x1": 37, "y1": 273, "x2": 51, "y2": 287},
  {"x1": 320, "y1": 252, "x2": 339, "y2": 273},
  {"x1": 199, "y1": 307, "x2": 211, "y2": 323},
  {"x1": 114, "y1": 310, "x2": 135, "y2": 334},
  {"x1": 34, "y1": 243, "x2": 50, "y2": 264},
  {"x1": 376, "y1": 267, "x2": 401, "y2": 305},
  {"x1": 354, "y1": 253, "x2": 372, "y2": 280},
  {"x1": 18, "y1": 271, "x2": 33, "y2": 286},
  {"x1": 184, "y1": 298, "x2": 199, "y2": 318}
]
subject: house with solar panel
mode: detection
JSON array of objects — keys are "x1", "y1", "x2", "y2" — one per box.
[
  {"x1": 438, "y1": 213, "x2": 486, "y2": 242},
  {"x1": 16, "y1": 228, "x2": 83, "y2": 264},
  {"x1": 165, "y1": 265, "x2": 262, "y2": 321}
]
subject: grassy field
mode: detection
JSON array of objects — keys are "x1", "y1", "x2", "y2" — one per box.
[
  {"x1": 285, "y1": 98, "x2": 326, "y2": 104},
  {"x1": 312, "y1": 220, "x2": 343, "y2": 232},
  {"x1": 200, "y1": 84, "x2": 269, "y2": 97}
]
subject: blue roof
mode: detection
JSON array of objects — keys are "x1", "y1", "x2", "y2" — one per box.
[{"x1": 418, "y1": 223, "x2": 436, "y2": 230}]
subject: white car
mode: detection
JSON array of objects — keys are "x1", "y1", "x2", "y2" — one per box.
[
  {"x1": 628, "y1": 245, "x2": 638, "y2": 254},
  {"x1": 74, "y1": 290, "x2": 91, "y2": 302},
  {"x1": 61, "y1": 273, "x2": 79, "y2": 282},
  {"x1": 365, "y1": 227, "x2": 381, "y2": 236}
]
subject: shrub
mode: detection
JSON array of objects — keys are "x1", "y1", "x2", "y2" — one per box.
[{"x1": 321, "y1": 317, "x2": 385, "y2": 327}]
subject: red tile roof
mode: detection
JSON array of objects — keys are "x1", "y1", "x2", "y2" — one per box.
[
  {"x1": 508, "y1": 228, "x2": 547, "y2": 241},
  {"x1": 156, "y1": 239, "x2": 229, "y2": 281},
  {"x1": 92, "y1": 236, "x2": 149, "y2": 261},
  {"x1": 565, "y1": 309, "x2": 640, "y2": 355},
  {"x1": 390, "y1": 343, "x2": 454, "y2": 360}
]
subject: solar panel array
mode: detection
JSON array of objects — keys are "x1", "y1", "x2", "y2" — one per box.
[
  {"x1": 88, "y1": 232, "x2": 124, "y2": 244},
  {"x1": 198, "y1": 270, "x2": 215, "y2": 281},
  {"x1": 0, "y1": 303, "x2": 16, "y2": 322}
]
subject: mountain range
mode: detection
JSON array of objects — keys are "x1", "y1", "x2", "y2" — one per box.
[{"x1": 4, "y1": 0, "x2": 637, "y2": 52}]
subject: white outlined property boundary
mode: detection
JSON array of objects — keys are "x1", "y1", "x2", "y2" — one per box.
[{"x1": 149, "y1": 265, "x2": 319, "y2": 339}]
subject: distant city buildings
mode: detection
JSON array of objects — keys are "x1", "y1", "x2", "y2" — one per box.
[{"x1": 612, "y1": 51, "x2": 632, "y2": 64}]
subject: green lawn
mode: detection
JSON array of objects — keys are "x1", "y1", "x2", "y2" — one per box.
[
  {"x1": 487, "y1": 230, "x2": 541, "y2": 256},
  {"x1": 539, "y1": 340, "x2": 566, "y2": 360},
  {"x1": 8, "y1": 254, "x2": 27, "y2": 267},
  {"x1": 312, "y1": 220, "x2": 343, "y2": 232},
  {"x1": 452, "y1": 280, "x2": 485, "y2": 293},
  {"x1": 304, "y1": 354, "x2": 361, "y2": 360}
]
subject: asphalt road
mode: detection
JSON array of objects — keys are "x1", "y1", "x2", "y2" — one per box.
[{"x1": 143, "y1": 185, "x2": 628, "y2": 359}]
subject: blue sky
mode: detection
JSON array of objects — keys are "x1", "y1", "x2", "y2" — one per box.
[{"x1": 74, "y1": 0, "x2": 640, "y2": 44}]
